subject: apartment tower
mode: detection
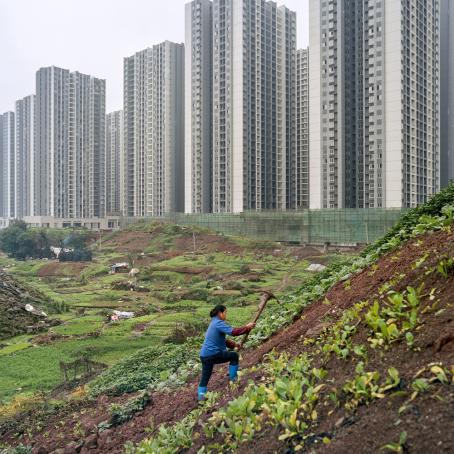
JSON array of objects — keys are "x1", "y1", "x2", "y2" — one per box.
[
  {"x1": 123, "y1": 42, "x2": 184, "y2": 218},
  {"x1": 441, "y1": 0, "x2": 454, "y2": 186},
  {"x1": 15, "y1": 95, "x2": 35, "y2": 218},
  {"x1": 0, "y1": 112, "x2": 15, "y2": 218},
  {"x1": 106, "y1": 110, "x2": 123, "y2": 215},
  {"x1": 211, "y1": 0, "x2": 297, "y2": 213},
  {"x1": 35, "y1": 67, "x2": 106, "y2": 218},
  {"x1": 295, "y1": 48, "x2": 310, "y2": 209},
  {"x1": 185, "y1": 0, "x2": 213, "y2": 213},
  {"x1": 309, "y1": 0, "x2": 440, "y2": 209}
]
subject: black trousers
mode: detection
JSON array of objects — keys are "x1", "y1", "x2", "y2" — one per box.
[{"x1": 199, "y1": 350, "x2": 239, "y2": 387}]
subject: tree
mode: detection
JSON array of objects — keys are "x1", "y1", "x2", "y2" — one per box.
[
  {"x1": 0, "y1": 222, "x2": 54, "y2": 260},
  {"x1": 64, "y1": 231, "x2": 90, "y2": 250}
]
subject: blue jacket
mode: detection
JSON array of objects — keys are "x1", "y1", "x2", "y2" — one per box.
[{"x1": 200, "y1": 317, "x2": 233, "y2": 357}]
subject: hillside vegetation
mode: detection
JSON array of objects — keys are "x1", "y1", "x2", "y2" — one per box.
[{"x1": 1, "y1": 184, "x2": 454, "y2": 453}]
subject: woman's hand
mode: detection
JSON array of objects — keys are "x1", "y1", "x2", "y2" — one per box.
[{"x1": 246, "y1": 322, "x2": 256, "y2": 330}]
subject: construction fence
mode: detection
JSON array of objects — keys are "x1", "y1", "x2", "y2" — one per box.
[{"x1": 120, "y1": 208, "x2": 406, "y2": 246}]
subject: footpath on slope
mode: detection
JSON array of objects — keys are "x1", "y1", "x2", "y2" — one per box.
[{"x1": 7, "y1": 226, "x2": 454, "y2": 454}]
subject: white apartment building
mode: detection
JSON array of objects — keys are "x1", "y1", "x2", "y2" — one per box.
[
  {"x1": 15, "y1": 95, "x2": 35, "y2": 218},
  {"x1": 185, "y1": 0, "x2": 213, "y2": 214},
  {"x1": 106, "y1": 110, "x2": 123, "y2": 215},
  {"x1": 441, "y1": 0, "x2": 454, "y2": 186},
  {"x1": 0, "y1": 112, "x2": 15, "y2": 218},
  {"x1": 123, "y1": 42, "x2": 184, "y2": 218},
  {"x1": 208, "y1": 0, "x2": 297, "y2": 213},
  {"x1": 35, "y1": 67, "x2": 106, "y2": 218},
  {"x1": 295, "y1": 48, "x2": 310, "y2": 209},
  {"x1": 309, "y1": 0, "x2": 440, "y2": 209}
]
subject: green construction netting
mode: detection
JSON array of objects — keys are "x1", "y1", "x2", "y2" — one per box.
[{"x1": 120, "y1": 208, "x2": 406, "y2": 245}]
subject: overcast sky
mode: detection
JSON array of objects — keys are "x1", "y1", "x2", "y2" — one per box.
[{"x1": 0, "y1": 0, "x2": 309, "y2": 114}]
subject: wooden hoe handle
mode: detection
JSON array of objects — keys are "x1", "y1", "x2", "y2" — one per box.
[{"x1": 240, "y1": 291, "x2": 276, "y2": 348}]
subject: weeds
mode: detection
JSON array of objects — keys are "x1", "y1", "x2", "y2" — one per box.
[
  {"x1": 342, "y1": 363, "x2": 400, "y2": 410},
  {"x1": 125, "y1": 392, "x2": 218, "y2": 454},
  {"x1": 381, "y1": 431, "x2": 408, "y2": 453},
  {"x1": 365, "y1": 286, "x2": 425, "y2": 349}
]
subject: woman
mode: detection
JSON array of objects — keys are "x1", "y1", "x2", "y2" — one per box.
[{"x1": 198, "y1": 305, "x2": 255, "y2": 400}]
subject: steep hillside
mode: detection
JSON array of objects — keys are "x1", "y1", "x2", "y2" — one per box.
[
  {"x1": 1, "y1": 185, "x2": 454, "y2": 453},
  {"x1": 0, "y1": 271, "x2": 52, "y2": 340}
]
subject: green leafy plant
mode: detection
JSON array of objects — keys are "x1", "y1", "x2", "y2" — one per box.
[
  {"x1": 126, "y1": 392, "x2": 218, "y2": 454},
  {"x1": 342, "y1": 363, "x2": 400, "y2": 410},
  {"x1": 380, "y1": 431, "x2": 408, "y2": 453},
  {"x1": 0, "y1": 446, "x2": 32, "y2": 454},
  {"x1": 437, "y1": 256, "x2": 454, "y2": 278},
  {"x1": 365, "y1": 286, "x2": 423, "y2": 349}
]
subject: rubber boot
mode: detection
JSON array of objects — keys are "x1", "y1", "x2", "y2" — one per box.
[
  {"x1": 229, "y1": 364, "x2": 239, "y2": 382},
  {"x1": 198, "y1": 386, "x2": 207, "y2": 401}
]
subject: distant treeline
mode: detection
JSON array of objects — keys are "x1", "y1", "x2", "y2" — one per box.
[{"x1": 0, "y1": 220, "x2": 92, "y2": 261}]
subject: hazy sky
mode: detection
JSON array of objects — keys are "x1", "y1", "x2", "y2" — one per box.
[{"x1": 0, "y1": 0, "x2": 309, "y2": 113}]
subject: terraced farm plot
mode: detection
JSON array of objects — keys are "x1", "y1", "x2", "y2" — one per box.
[{"x1": 0, "y1": 223, "x2": 347, "y2": 403}]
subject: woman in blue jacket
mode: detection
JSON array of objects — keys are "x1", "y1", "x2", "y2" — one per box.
[{"x1": 198, "y1": 305, "x2": 255, "y2": 400}]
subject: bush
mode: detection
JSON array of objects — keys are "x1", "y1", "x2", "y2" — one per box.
[
  {"x1": 164, "y1": 320, "x2": 208, "y2": 345},
  {"x1": 0, "y1": 221, "x2": 54, "y2": 261},
  {"x1": 363, "y1": 182, "x2": 454, "y2": 256},
  {"x1": 224, "y1": 281, "x2": 245, "y2": 291},
  {"x1": 180, "y1": 288, "x2": 210, "y2": 301},
  {"x1": 59, "y1": 248, "x2": 92, "y2": 262},
  {"x1": 239, "y1": 264, "x2": 251, "y2": 274}
]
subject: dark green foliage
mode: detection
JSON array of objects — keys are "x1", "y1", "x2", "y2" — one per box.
[
  {"x1": 0, "y1": 222, "x2": 92, "y2": 261},
  {"x1": 0, "y1": 444, "x2": 32, "y2": 454},
  {"x1": 239, "y1": 264, "x2": 251, "y2": 274},
  {"x1": 180, "y1": 288, "x2": 210, "y2": 301},
  {"x1": 63, "y1": 231, "x2": 91, "y2": 250},
  {"x1": 89, "y1": 344, "x2": 197, "y2": 396},
  {"x1": 164, "y1": 320, "x2": 208, "y2": 345},
  {"x1": 100, "y1": 392, "x2": 152, "y2": 430},
  {"x1": 363, "y1": 182, "x2": 454, "y2": 256},
  {"x1": 59, "y1": 249, "x2": 92, "y2": 262},
  {"x1": 0, "y1": 221, "x2": 53, "y2": 261}
]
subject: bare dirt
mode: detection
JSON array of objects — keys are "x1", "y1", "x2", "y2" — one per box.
[
  {"x1": 37, "y1": 262, "x2": 88, "y2": 277},
  {"x1": 2, "y1": 229, "x2": 454, "y2": 453},
  {"x1": 102, "y1": 231, "x2": 160, "y2": 254}
]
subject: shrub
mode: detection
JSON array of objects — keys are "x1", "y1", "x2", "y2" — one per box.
[
  {"x1": 59, "y1": 248, "x2": 92, "y2": 262},
  {"x1": 239, "y1": 264, "x2": 251, "y2": 274},
  {"x1": 164, "y1": 320, "x2": 208, "y2": 345}
]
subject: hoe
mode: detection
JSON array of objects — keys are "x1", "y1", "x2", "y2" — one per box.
[{"x1": 240, "y1": 290, "x2": 280, "y2": 348}]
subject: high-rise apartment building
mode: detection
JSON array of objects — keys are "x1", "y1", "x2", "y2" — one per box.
[
  {"x1": 185, "y1": 0, "x2": 213, "y2": 214},
  {"x1": 295, "y1": 48, "x2": 310, "y2": 209},
  {"x1": 309, "y1": 0, "x2": 440, "y2": 209},
  {"x1": 441, "y1": 0, "x2": 454, "y2": 186},
  {"x1": 15, "y1": 95, "x2": 35, "y2": 218},
  {"x1": 209, "y1": 0, "x2": 297, "y2": 213},
  {"x1": 0, "y1": 112, "x2": 15, "y2": 218},
  {"x1": 106, "y1": 110, "x2": 123, "y2": 215},
  {"x1": 35, "y1": 67, "x2": 106, "y2": 218},
  {"x1": 123, "y1": 42, "x2": 184, "y2": 218}
]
